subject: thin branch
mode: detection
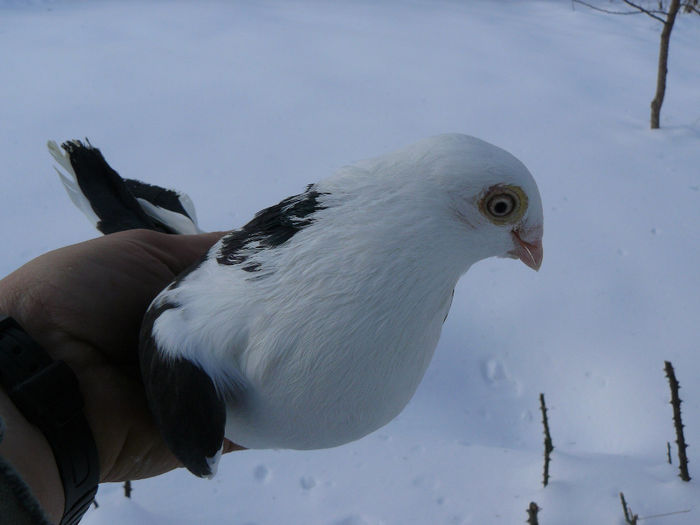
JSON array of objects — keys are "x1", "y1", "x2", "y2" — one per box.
[
  {"x1": 638, "y1": 508, "x2": 691, "y2": 520},
  {"x1": 622, "y1": 0, "x2": 669, "y2": 22},
  {"x1": 572, "y1": 0, "x2": 648, "y2": 14},
  {"x1": 682, "y1": 0, "x2": 699, "y2": 13},
  {"x1": 572, "y1": 0, "x2": 667, "y2": 20}
]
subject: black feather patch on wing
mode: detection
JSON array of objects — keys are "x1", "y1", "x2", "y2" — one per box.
[
  {"x1": 140, "y1": 302, "x2": 226, "y2": 478},
  {"x1": 61, "y1": 140, "x2": 165, "y2": 234},
  {"x1": 217, "y1": 185, "x2": 327, "y2": 271}
]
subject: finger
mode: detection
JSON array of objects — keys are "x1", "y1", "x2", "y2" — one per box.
[
  {"x1": 166, "y1": 231, "x2": 228, "y2": 253},
  {"x1": 222, "y1": 438, "x2": 246, "y2": 454}
]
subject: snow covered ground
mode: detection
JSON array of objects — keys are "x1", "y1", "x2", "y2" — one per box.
[{"x1": 1, "y1": 1, "x2": 699, "y2": 523}]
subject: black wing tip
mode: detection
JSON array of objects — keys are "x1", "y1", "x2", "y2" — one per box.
[
  {"x1": 182, "y1": 451, "x2": 220, "y2": 478},
  {"x1": 140, "y1": 303, "x2": 227, "y2": 478}
]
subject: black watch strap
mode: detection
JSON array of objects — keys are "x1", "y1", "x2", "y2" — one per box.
[{"x1": 0, "y1": 314, "x2": 99, "y2": 525}]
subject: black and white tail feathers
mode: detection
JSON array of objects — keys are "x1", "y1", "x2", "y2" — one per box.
[
  {"x1": 48, "y1": 139, "x2": 201, "y2": 235},
  {"x1": 50, "y1": 139, "x2": 225, "y2": 478}
]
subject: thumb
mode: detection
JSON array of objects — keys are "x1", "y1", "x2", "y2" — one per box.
[{"x1": 128, "y1": 230, "x2": 228, "y2": 276}]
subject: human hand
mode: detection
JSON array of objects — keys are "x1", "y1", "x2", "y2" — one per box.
[{"x1": 0, "y1": 229, "x2": 242, "y2": 489}]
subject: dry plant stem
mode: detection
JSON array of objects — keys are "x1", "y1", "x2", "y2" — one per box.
[
  {"x1": 620, "y1": 492, "x2": 638, "y2": 524},
  {"x1": 664, "y1": 361, "x2": 691, "y2": 481},
  {"x1": 539, "y1": 393, "x2": 554, "y2": 487},
  {"x1": 526, "y1": 502, "x2": 540, "y2": 525}
]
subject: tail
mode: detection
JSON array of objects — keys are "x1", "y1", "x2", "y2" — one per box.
[{"x1": 49, "y1": 139, "x2": 201, "y2": 235}]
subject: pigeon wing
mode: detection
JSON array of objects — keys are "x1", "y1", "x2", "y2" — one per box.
[{"x1": 140, "y1": 302, "x2": 228, "y2": 478}]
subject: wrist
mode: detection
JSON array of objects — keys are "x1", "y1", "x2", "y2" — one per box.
[
  {"x1": 0, "y1": 386, "x2": 64, "y2": 523},
  {"x1": 0, "y1": 314, "x2": 99, "y2": 525}
]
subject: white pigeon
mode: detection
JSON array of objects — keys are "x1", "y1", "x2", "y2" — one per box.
[{"x1": 51, "y1": 133, "x2": 543, "y2": 478}]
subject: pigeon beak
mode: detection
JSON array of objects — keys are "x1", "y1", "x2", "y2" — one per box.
[{"x1": 511, "y1": 230, "x2": 543, "y2": 271}]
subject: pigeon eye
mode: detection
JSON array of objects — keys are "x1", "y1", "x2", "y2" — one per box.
[
  {"x1": 479, "y1": 185, "x2": 527, "y2": 225},
  {"x1": 488, "y1": 194, "x2": 515, "y2": 217}
]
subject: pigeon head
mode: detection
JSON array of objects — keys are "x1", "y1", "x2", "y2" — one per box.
[
  {"x1": 424, "y1": 133, "x2": 544, "y2": 271},
  {"x1": 324, "y1": 133, "x2": 543, "y2": 276}
]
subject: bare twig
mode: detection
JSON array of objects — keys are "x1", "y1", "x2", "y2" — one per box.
[
  {"x1": 572, "y1": 0, "x2": 668, "y2": 19},
  {"x1": 638, "y1": 508, "x2": 691, "y2": 520},
  {"x1": 622, "y1": 0, "x2": 669, "y2": 22},
  {"x1": 526, "y1": 502, "x2": 540, "y2": 525},
  {"x1": 667, "y1": 442, "x2": 673, "y2": 464},
  {"x1": 572, "y1": 0, "x2": 650, "y2": 14},
  {"x1": 620, "y1": 492, "x2": 639, "y2": 524},
  {"x1": 665, "y1": 361, "x2": 691, "y2": 481},
  {"x1": 124, "y1": 480, "x2": 133, "y2": 498},
  {"x1": 539, "y1": 393, "x2": 554, "y2": 487}
]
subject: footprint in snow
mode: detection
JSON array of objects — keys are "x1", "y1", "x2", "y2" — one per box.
[
  {"x1": 481, "y1": 358, "x2": 522, "y2": 396},
  {"x1": 253, "y1": 464, "x2": 270, "y2": 483},
  {"x1": 300, "y1": 475, "x2": 316, "y2": 490}
]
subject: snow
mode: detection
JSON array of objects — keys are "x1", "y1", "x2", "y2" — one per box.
[{"x1": 1, "y1": 0, "x2": 699, "y2": 523}]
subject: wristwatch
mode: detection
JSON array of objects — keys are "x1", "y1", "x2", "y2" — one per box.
[{"x1": 0, "y1": 314, "x2": 99, "y2": 525}]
